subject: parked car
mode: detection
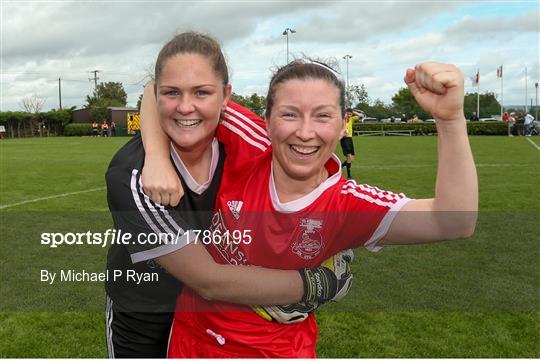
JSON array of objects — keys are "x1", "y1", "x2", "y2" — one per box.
[
  {"x1": 363, "y1": 117, "x2": 379, "y2": 123},
  {"x1": 424, "y1": 118, "x2": 436, "y2": 123},
  {"x1": 380, "y1": 116, "x2": 401, "y2": 123},
  {"x1": 480, "y1": 118, "x2": 498, "y2": 122}
]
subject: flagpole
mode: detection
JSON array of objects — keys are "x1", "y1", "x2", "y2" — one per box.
[
  {"x1": 525, "y1": 67, "x2": 528, "y2": 112},
  {"x1": 477, "y1": 69, "x2": 480, "y2": 118},
  {"x1": 500, "y1": 66, "x2": 504, "y2": 116}
]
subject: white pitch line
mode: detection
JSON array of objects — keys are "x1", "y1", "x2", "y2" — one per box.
[
  {"x1": 526, "y1": 138, "x2": 540, "y2": 152},
  {"x1": 1, "y1": 152, "x2": 536, "y2": 210},
  {"x1": 356, "y1": 163, "x2": 529, "y2": 169},
  {"x1": 0, "y1": 187, "x2": 106, "y2": 210}
]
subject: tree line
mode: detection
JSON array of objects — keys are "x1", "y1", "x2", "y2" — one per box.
[
  {"x1": 227, "y1": 84, "x2": 504, "y2": 121},
  {"x1": 0, "y1": 82, "x2": 128, "y2": 138},
  {"x1": 1, "y1": 80, "x2": 509, "y2": 138}
]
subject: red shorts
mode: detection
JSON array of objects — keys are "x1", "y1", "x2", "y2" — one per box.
[{"x1": 167, "y1": 312, "x2": 317, "y2": 358}]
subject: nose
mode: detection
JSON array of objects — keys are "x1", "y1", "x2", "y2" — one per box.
[
  {"x1": 176, "y1": 95, "x2": 195, "y2": 114},
  {"x1": 295, "y1": 117, "x2": 315, "y2": 141}
]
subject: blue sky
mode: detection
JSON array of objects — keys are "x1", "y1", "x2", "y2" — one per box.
[{"x1": 1, "y1": 1, "x2": 538, "y2": 113}]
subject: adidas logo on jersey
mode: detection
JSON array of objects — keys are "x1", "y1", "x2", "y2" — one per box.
[{"x1": 227, "y1": 200, "x2": 243, "y2": 220}]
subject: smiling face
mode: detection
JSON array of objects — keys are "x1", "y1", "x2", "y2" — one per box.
[
  {"x1": 156, "y1": 53, "x2": 231, "y2": 155},
  {"x1": 267, "y1": 78, "x2": 344, "y2": 185}
]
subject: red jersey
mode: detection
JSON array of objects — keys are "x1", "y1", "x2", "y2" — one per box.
[{"x1": 169, "y1": 101, "x2": 410, "y2": 357}]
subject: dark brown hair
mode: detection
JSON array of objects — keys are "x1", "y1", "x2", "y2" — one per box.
[
  {"x1": 155, "y1": 31, "x2": 229, "y2": 89},
  {"x1": 265, "y1": 59, "x2": 345, "y2": 118}
]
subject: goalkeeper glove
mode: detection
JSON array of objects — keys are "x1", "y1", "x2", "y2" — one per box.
[
  {"x1": 251, "y1": 249, "x2": 354, "y2": 324},
  {"x1": 300, "y1": 249, "x2": 354, "y2": 304},
  {"x1": 251, "y1": 302, "x2": 316, "y2": 324}
]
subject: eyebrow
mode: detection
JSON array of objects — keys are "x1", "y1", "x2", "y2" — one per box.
[
  {"x1": 278, "y1": 104, "x2": 338, "y2": 111},
  {"x1": 159, "y1": 84, "x2": 217, "y2": 90}
]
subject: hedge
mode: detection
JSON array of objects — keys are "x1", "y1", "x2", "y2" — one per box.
[
  {"x1": 64, "y1": 123, "x2": 93, "y2": 136},
  {"x1": 353, "y1": 121, "x2": 508, "y2": 136}
]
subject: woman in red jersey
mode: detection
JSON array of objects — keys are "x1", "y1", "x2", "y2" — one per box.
[{"x1": 141, "y1": 58, "x2": 477, "y2": 357}]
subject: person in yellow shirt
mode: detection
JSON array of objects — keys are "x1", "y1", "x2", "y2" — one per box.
[{"x1": 340, "y1": 108, "x2": 362, "y2": 179}]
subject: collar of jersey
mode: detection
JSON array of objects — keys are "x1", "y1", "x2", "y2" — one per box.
[
  {"x1": 269, "y1": 153, "x2": 342, "y2": 213},
  {"x1": 169, "y1": 138, "x2": 219, "y2": 195}
]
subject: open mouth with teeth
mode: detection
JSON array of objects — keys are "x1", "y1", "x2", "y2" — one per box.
[
  {"x1": 175, "y1": 119, "x2": 202, "y2": 128},
  {"x1": 290, "y1": 144, "x2": 319, "y2": 157}
]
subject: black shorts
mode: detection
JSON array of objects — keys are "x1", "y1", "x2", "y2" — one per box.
[
  {"x1": 340, "y1": 137, "x2": 355, "y2": 156},
  {"x1": 106, "y1": 295, "x2": 174, "y2": 358}
]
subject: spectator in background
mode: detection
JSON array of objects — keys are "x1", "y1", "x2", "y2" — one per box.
[
  {"x1": 400, "y1": 113, "x2": 407, "y2": 123},
  {"x1": 523, "y1": 112, "x2": 535, "y2": 136},
  {"x1": 502, "y1": 112, "x2": 509, "y2": 136},
  {"x1": 508, "y1": 112, "x2": 517, "y2": 136},
  {"x1": 516, "y1": 112, "x2": 526, "y2": 135},
  {"x1": 470, "y1": 112, "x2": 479, "y2": 122},
  {"x1": 102, "y1": 120, "x2": 109, "y2": 137},
  {"x1": 411, "y1": 114, "x2": 419, "y2": 123},
  {"x1": 110, "y1": 121, "x2": 116, "y2": 136},
  {"x1": 92, "y1": 121, "x2": 99, "y2": 137}
]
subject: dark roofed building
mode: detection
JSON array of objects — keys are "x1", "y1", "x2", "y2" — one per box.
[
  {"x1": 71, "y1": 107, "x2": 139, "y2": 127},
  {"x1": 107, "y1": 107, "x2": 139, "y2": 127}
]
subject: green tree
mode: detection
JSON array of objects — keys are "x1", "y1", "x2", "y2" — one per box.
[
  {"x1": 0, "y1": 111, "x2": 31, "y2": 137},
  {"x1": 391, "y1": 87, "x2": 430, "y2": 119},
  {"x1": 86, "y1": 82, "x2": 127, "y2": 121},
  {"x1": 347, "y1": 84, "x2": 369, "y2": 109},
  {"x1": 246, "y1": 93, "x2": 266, "y2": 115},
  {"x1": 136, "y1": 93, "x2": 143, "y2": 111},
  {"x1": 44, "y1": 107, "x2": 75, "y2": 135},
  {"x1": 230, "y1": 92, "x2": 246, "y2": 105},
  {"x1": 230, "y1": 92, "x2": 266, "y2": 116},
  {"x1": 464, "y1": 92, "x2": 501, "y2": 119},
  {"x1": 365, "y1": 99, "x2": 392, "y2": 119}
]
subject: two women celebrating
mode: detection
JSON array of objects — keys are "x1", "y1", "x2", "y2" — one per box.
[{"x1": 106, "y1": 31, "x2": 477, "y2": 357}]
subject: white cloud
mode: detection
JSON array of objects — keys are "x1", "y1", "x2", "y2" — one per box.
[
  {"x1": 444, "y1": 8, "x2": 539, "y2": 43},
  {"x1": 1, "y1": 1, "x2": 538, "y2": 111}
]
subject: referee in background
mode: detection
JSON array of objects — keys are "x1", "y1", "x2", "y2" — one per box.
[{"x1": 340, "y1": 108, "x2": 363, "y2": 179}]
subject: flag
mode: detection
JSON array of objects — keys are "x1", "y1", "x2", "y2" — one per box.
[
  {"x1": 470, "y1": 70, "x2": 479, "y2": 85},
  {"x1": 496, "y1": 65, "x2": 503, "y2": 78}
]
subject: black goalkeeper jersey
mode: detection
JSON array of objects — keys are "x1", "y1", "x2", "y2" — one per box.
[{"x1": 105, "y1": 134, "x2": 224, "y2": 312}]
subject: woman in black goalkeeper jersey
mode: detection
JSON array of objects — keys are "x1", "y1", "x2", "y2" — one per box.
[{"x1": 105, "y1": 32, "x2": 351, "y2": 358}]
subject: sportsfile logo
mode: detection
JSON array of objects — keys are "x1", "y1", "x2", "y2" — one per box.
[{"x1": 227, "y1": 200, "x2": 243, "y2": 220}]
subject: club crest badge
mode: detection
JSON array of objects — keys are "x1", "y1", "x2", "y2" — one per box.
[{"x1": 291, "y1": 218, "x2": 324, "y2": 260}]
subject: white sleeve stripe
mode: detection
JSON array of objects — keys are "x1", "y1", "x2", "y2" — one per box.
[
  {"x1": 364, "y1": 197, "x2": 412, "y2": 252},
  {"x1": 343, "y1": 183, "x2": 405, "y2": 202},
  {"x1": 130, "y1": 231, "x2": 197, "y2": 263},
  {"x1": 105, "y1": 296, "x2": 114, "y2": 358},
  {"x1": 340, "y1": 187, "x2": 401, "y2": 208},
  {"x1": 221, "y1": 120, "x2": 268, "y2": 152},
  {"x1": 137, "y1": 176, "x2": 184, "y2": 234},
  {"x1": 222, "y1": 112, "x2": 271, "y2": 146},
  {"x1": 129, "y1": 169, "x2": 191, "y2": 263},
  {"x1": 130, "y1": 169, "x2": 164, "y2": 235},
  {"x1": 133, "y1": 170, "x2": 173, "y2": 234},
  {"x1": 224, "y1": 106, "x2": 268, "y2": 138}
]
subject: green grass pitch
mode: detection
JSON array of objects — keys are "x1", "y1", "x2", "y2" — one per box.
[{"x1": 0, "y1": 135, "x2": 539, "y2": 357}]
